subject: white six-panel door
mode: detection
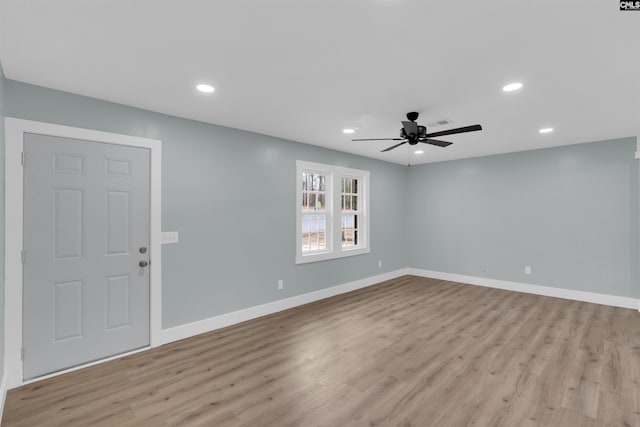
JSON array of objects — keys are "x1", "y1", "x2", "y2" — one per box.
[{"x1": 22, "y1": 133, "x2": 151, "y2": 379}]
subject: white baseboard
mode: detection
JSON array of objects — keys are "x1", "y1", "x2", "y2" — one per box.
[
  {"x1": 407, "y1": 268, "x2": 640, "y2": 310},
  {"x1": 160, "y1": 268, "x2": 410, "y2": 345},
  {"x1": 1, "y1": 372, "x2": 7, "y2": 426}
]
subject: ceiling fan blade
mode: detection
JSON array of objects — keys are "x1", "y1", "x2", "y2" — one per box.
[
  {"x1": 421, "y1": 138, "x2": 452, "y2": 147},
  {"x1": 402, "y1": 121, "x2": 418, "y2": 137},
  {"x1": 352, "y1": 138, "x2": 404, "y2": 141},
  {"x1": 381, "y1": 141, "x2": 407, "y2": 152},
  {"x1": 425, "y1": 124, "x2": 482, "y2": 138}
]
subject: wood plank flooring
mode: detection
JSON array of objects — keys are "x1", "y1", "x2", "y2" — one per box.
[{"x1": 4, "y1": 275, "x2": 640, "y2": 426}]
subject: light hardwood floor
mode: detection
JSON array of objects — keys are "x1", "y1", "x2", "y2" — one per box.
[{"x1": 3, "y1": 275, "x2": 640, "y2": 426}]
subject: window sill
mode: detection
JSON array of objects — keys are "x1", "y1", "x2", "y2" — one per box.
[{"x1": 295, "y1": 246, "x2": 370, "y2": 264}]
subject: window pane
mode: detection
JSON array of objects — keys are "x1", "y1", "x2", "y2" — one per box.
[
  {"x1": 342, "y1": 213, "x2": 356, "y2": 248},
  {"x1": 319, "y1": 232, "x2": 326, "y2": 250},
  {"x1": 341, "y1": 177, "x2": 359, "y2": 214},
  {"x1": 302, "y1": 214, "x2": 327, "y2": 253},
  {"x1": 308, "y1": 193, "x2": 316, "y2": 210},
  {"x1": 319, "y1": 176, "x2": 325, "y2": 191},
  {"x1": 341, "y1": 213, "x2": 359, "y2": 248},
  {"x1": 308, "y1": 231, "x2": 327, "y2": 251},
  {"x1": 302, "y1": 173, "x2": 307, "y2": 191},
  {"x1": 302, "y1": 193, "x2": 307, "y2": 209},
  {"x1": 318, "y1": 193, "x2": 325, "y2": 211},
  {"x1": 342, "y1": 213, "x2": 352, "y2": 229}
]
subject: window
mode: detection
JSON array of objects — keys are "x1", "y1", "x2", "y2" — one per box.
[
  {"x1": 301, "y1": 171, "x2": 328, "y2": 253},
  {"x1": 296, "y1": 161, "x2": 370, "y2": 264},
  {"x1": 341, "y1": 177, "x2": 359, "y2": 248}
]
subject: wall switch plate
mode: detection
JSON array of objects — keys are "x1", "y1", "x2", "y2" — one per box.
[
  {"x1": 524, "y1": 266, "x2": 532, "y2": 275},
  {"x1": 277, "y1": 279, "x2": 284, "y2": 290},
  {"x1": 378, "y1": 260, "x2": 382, "y2": 268},
  {"x1": 161, "y1": 231, "x2": 179, "y2": 244}
]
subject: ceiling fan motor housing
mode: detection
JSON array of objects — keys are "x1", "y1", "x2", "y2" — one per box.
[{"x1": 400, "y1": 125, "x2": 427, "y2": 141}]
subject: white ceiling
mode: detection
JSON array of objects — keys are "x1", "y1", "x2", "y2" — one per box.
[{"x1": 1, "y1": 0, "x2": 638, "y2": 165}]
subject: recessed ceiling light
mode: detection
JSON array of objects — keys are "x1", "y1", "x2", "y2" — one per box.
[
  {"x1": 539, "y1": 127, "x2": 554, "y2": 134},
  {"x1": 342, "y1": 128, "x2": 355, "y2": 134},
  {"x1": 502, "y1": 82, "x2": 523, "y2": 92},
  {"x1": 414, "y1": 150, "x2": 424, "y2": 154},
  {"x1": 196, "y1": 84, "x2": 215, "y2": 93}
]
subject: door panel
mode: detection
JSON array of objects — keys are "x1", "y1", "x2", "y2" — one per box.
[
  {"x1": 105, "y1": 191, "x2": 130, "y2": 255},
  {"x1": 23, "y1": 133, "x2": 150, "y2": 380},
  {"x1": 52, "y1": 280, "x2": 84, "y2": 342},
  {"x1": 105, "y1": 275, "x2": 131, "y2": 330},
  {"x1": 53, "y1": 188, "x2": 84, "y2": 259},
  {"x1": 52, "y1": 153, "x2": 84, "y2": 174}
]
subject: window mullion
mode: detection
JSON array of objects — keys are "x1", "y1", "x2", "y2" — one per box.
[{"x1": 334, "y1": 173, "x2": 342, "y2": 254}]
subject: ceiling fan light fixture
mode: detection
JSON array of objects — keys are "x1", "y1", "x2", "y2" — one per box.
[
  {"x1": 539, "y1": 127, "x2": 554, "y2": 134},
  {"x1": 502, "y1": 82, "x2": 523, "y2": 92},
  {"x1": 342, "y1": 128, "x2": 355, "y2": 134},
  {"x1": 196, "y1": 83, "x2": 215, "y2": 93}
]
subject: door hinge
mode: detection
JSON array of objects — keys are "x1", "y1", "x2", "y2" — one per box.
[
  {"x1": 21, "y1": 152, "x2": 24, "y2": 166},
  {"x1": 21, "y1": 347, "x2": 24, "y2": 361},
  {"x1": 21, "y1": 250, "x2": 25, "y2": 264}
]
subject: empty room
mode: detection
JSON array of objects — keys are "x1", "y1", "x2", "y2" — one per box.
[{"x1": 0, "y1": 1, "x2": 639, "y2": 426}]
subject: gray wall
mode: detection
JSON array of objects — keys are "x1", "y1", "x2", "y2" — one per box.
[
  {"x1": 2, "y1": 78, "x2": 638, "y2": 338},
  {"x1": 0, "y1": 62, "x2": 5, "y2": 377},
  {"x1": 5, "y1": 80, "x2": 409, "y2": 328},
  {"x1": 407, "y1": 137, "x2": 639, "y2": 298}
]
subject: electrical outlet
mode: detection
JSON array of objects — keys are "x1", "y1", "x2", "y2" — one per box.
[
  {"x1": 277, "y1": 279, "x2": 284, "y2": 290},
  {"x1": 378, "y1": 260, "x2": 382, "y2": 268},
  {"x1": 524, "y1": 266, "x2": 532, "y2": 275}
]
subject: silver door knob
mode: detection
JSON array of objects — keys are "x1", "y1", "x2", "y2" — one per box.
[
  {"x1": 139, "y1": 247, "x2": 147, "y2": 254},
  {"x1": 139, "y1": 260, "x2": 149, "y2": 268}
]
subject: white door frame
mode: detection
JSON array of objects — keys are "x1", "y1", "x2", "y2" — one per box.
[
  {"x1": 4, "y1": 117, "x2": 162, "y2": 389},
  {"x1": 637, "y1": 134, "x2": 640, "y2": 313}
]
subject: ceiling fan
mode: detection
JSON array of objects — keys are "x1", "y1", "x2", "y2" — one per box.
[{"x1": 353, "y1": 112, "x2": 482, "y2": 152}]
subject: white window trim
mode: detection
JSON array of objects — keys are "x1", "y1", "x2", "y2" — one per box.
[{"x1": 296, "y1": 160, "x2": 370, "y2": 264}]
